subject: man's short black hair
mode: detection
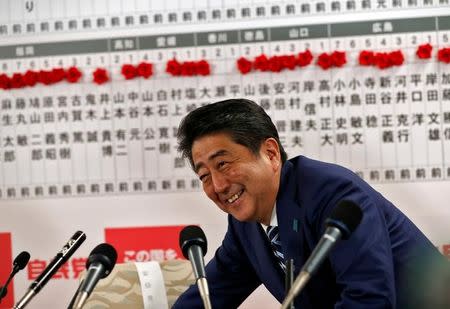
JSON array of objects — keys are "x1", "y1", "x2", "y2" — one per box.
[{"x1": 177, "y1": 98, "x2": 288, "y2": 168}]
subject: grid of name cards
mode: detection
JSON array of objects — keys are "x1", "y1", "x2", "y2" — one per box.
[
  {"x1": 1, "y1": 13, "x2": 450, "y2": 199},
  {"x1": 0, "y1": 0, "x2": 449, "y2": 36}
]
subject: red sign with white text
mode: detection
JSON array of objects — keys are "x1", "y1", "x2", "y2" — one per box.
[
  {"x1": 104, "y1": 225, "x2": 187, "y2": 263},
  {"x1": 0, "y1": 233, "x2": 13, "y2": 308},
  {"x1": 27, "y1": 257, "x2": 87, "y2": 280}
]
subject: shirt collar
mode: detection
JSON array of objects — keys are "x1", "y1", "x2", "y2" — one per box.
[{"x1": 260, "y1": 203, "x2": 278, "y2": 231}]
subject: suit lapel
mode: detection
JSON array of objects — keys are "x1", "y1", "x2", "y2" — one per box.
[
  {"x1": 276, "y1": 161, "x2": 304, "y2": 269},
  {"x1": 246, "y1": 223, "x2": 285, "y2": 301},
  {"x1": 276, "y1": 160, "x2": 313, "y2": 308}
]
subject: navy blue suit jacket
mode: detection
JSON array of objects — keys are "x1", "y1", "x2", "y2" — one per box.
[{"x1": 173, "y1": 156, "x2": 445, "y2": 308}]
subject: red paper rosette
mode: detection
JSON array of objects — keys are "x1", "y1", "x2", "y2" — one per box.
[
  {"x1": 361, "y1": 49, "x2": 404, "y2": 69},
  {"x1": 23, "y1": 70, "x2": 38, "y2": 87},
  {"x1": 10, "y1": 73, "x2": 25, "y2": 89},
  {"x1": 268, "y1": 56, "x2": 283, "y2": 72},
  {"x1": 358, "y1": 50, "x2": 375, "y2": 66},
  {"x1": 66, "y1": 66, "x2": 82, "y2": 83},
  {"x1": 374, "y1": 52, "x2": 390, "y2": 69},
  {"x1": 166, "y1": 58, "x2": 182, "y2": 76},
  {"x1": 180, "y1": 61, "x2": 196, "y2": 76},
  {"x1": 2, "y1": 67, "x2": 82, "y2": 89},
  {"x1": 137, "y1": 62, "x2": 153, "y2": 78},
  {"x1": 38, "y1": 70, "x2": 54, "y2": 85},
  {"x1": 92, "y1": 68, "x2": 109, "y2": 85},
  {"x1": 416, "y1": 43, "x2": 433, "y2": 59},
  {"x1": 437, "y1": 47, "x2": 450, "y2": 63},
  {"x1": 196, "y1": 60, "x2": 211, "y2": 76},
  {"x1": 166, "y1": 59, "x2": 211, "y2": 76},
  {"x1": 331, "y1": 51, "x2": 346, "y2": 67},
  {"x1": 253, "y1": 54, "x2": 270, "y2": 71},
  {"x1": 0, "y1": 73, "x2": 11, "y2": 90},
  {"x1": 121, "y1": 64, "x2": 137, "y2": 80},
  {"x1": 281, "y1": 55, "x2": 297, "y2": 70},
  {"x1": 297, "y1": 50, "x2": 313, "y2": 67},
  {"x1": 237, "y1": 57, "x2": 252, "y2": 74},
  {"x1": 52, "y1": 68, "x2": 66, "y2": 83},
  {"x1": 388, "y1": 50, "x2": 404, "y2": 66},
  {"x1": 317, "y1": 52, "x2": 333, "y2": 70}
]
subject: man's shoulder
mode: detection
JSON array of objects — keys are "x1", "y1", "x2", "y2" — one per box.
[
  {"x1": 287, "y1": 155, "x2": 359, "y2": 182},
  {"x1": 282, "y1": 156, "x2": 377, "y2": 216}
]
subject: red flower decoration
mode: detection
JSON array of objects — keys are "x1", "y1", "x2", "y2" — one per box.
[
  {"x1": 268, "y1": 56, "x2": 283, "y2": 72},
  {"x1": 10, "y1": 73, "x2": 24, "y2": 89},
  {"x1": 166, "y1": 59, "x2": 182, "y2": 76},
  {"x1": 196, "y1": 60, "x2": 210, "y2": 76},
  {"x1": 281, "y1": 55, "x2": 297, "y2": 70},
  {"x1": 388, "y1": 50, "x2": 404, "y2": 66},
  {"x1": 52, "y1": 68, "x2": 66, "y2": 83},
  {"x1": 374, "y1": 52, "x2": 390, "y2": 69},
  {"x1": 92, "y1": 68, "x2": 109, "y2": 85},
  {"x1": 0, "y1": 74, "x2": 11, "y2": 90},
  {"x1": 416, "y1": 43, "x2": 433, "y2": 59},
  {"x1": 23, "y1": 70, "x2": 38, "y2": 87},
  {"x1": 180, "y1": 61, "x2": 197, "y2": 76},
  {"x1": 358, "y1": 50, "x2": 375, "y2": 66},
  {"x1": 297, "y1": 50, "x2": 313, "y2": 67},
  {"x1": 166, "y1": 59, "x2": 211, "y2": 76},
  {"x1": 317, "y1": 52, "x2": 332, "y2": 70},
  {"x1": 253, "y1": 54, "x2": 270, "y2": 71},
  {"x1": 331, "y1": 51, "x2": 346, "y2": 67},
  {"x1": 121, "y1": 64, "x2": 137, "y2": 80},
  {"x1": 38, "y1": 70, "x2": 54, "y2": 85},
  {"x1": 66, "y1": 66, "x2": 82, "y2": 83},
  {"x1": 137, "y1": 62, "x2": 153, "y2": 78},
  {"x1": 437, "y1": 48, "x2": 450, "y2": 63},
  {"x1": 237, "y1": 57, "x2": 252, "y2": 74}
]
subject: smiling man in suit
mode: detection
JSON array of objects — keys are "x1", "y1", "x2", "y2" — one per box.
[{"x1": 173, "y1": 98, "x2": 447, "y2": 309}]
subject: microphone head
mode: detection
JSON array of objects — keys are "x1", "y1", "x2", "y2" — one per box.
[
  {"x1": 60, "y1": 231, "x2": 87, "y2": 262},
  {"x1": 325, "y1": 200, "x2": 363, "y2": 239},
  {"x1": 86, "y1": 243, "x2": 117, "y2": 279},
  {"x1": 13, "y1": 251, "x2": 31, "y2": 270},
  {"x1": 179, "y1": 225, "x2": 207, "y2": 259}
]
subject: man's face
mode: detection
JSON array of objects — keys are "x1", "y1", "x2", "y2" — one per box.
[{"x1": 191, "y1": 132, "x2": 281, "y2": 224}]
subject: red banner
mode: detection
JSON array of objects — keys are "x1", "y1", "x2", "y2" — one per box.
[
  {"x1": 0, "y1": 233, "x2": 13, "y2": 308},
  {"x1": 105, "y1": 225, "x2": 188, "y2": 263}
]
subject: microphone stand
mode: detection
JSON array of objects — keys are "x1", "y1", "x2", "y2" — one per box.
[
  {"x1": 0, "y1": 267, "x2": 19, "y2": 303},
  {"x1": 67, "y1": 279, "x2": 84, "y2": 309},
  {"x1": 285, "y1": 259, "x2": 295, "y2": 309},
  {"x1": 197, "y1": 277, "x2": 212, "y2": 309},
  {"x1": 281, "y1": 271, "x2": 310, "y2": 309},
  {"x1": 0, "y1": 280, "x2": 12, "y2": 303}
]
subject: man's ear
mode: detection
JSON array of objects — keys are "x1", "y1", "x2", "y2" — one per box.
[{"x1": 262, "y1": 138, "x2": 282, "y2": 169}]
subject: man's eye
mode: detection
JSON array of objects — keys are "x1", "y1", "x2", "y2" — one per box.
[
  {"x1": 199, "y1": 174, "x2": 209, "y2": 182},
  {"x1": 217, "y1": 161, "x2": 227, "y2": 168}
]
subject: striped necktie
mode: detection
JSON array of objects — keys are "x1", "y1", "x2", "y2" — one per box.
[{"x1": 266, "y1": 225, "x2": 286, "y2": 272}]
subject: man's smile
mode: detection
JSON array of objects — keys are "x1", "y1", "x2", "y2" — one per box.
[{"x1": 225, "y1": 189, "x2": 244, "y2": 204}]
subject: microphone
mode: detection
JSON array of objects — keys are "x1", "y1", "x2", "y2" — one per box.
[
  {"x1": 0, "y1": 251, "x2": 31, "y2": 302},
  {"x1": 179, "y1": 225, "x2": 212, "y2": 309},
  {"x1": 14, "y1": 231, "x2": 86, "y2": 309},
  {"x1": 71, "y1": 243, "x2": 117, "y2": 309},
  {"x1": 281, "y1": 200, "x2": 363, "y2": 309}
]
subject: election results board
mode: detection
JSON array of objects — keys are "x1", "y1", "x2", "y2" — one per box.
[
  {"x1": 0, "y1": 2, "x2": 449, "y2": 200},
  {"x1": 0, "y1": 1, "x2": 449, "y2": 309}
]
